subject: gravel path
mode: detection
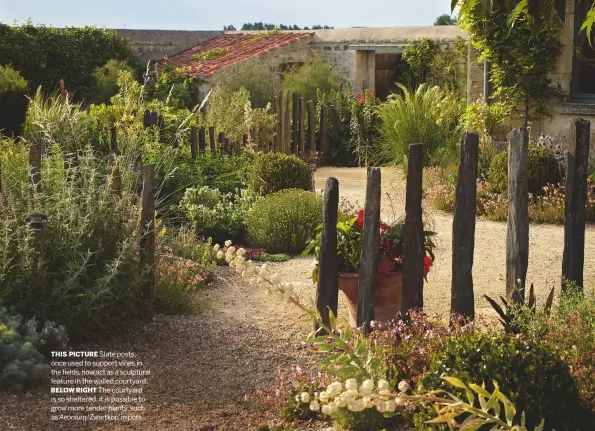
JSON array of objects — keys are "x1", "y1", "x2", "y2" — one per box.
[{"x1": 1, "y1": 166, "x2": 593, "y2": 430}]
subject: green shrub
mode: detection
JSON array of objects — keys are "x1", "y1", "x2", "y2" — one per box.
[
  {"x1": 419, "y1": 331, "x2": 590, "y2": 431},
  {"x1": 91, "y1": 59, "x2": 135, "y2": 104},
  {"x1": 214, "y1": 60, "x2": 281, "y2": 108},
  {"x1": 181, "y1": 186, "x2": 260, "y2": 244},
  {"x1": 248, "y1": 152, "x2": 312, "y2": 195},
  {"x1": 0, "y1": 143, "x2": 144, "y2": 340},
  {"x1": 0, "y1": 23, "x2": 139, "y2": 101},
  {"x1": 196, "y1": 152, "x2": 251, "y2": 195},
  {"x1": 376, "y1": 84, "x2": 460, "y2": 166},
  {"x1": 0, "y1": 65, "x2": 28, "y2": 137},
  {"x1": 332, "y1": 409, "x2": 398, "y2": 431},
  {"x1": 488, "y1": 144, "x2": 563, "y2": 196},
  {"x1": 246, "y1": 189, "x2": 322, "y2": 254},
  {"x1": 282, "y1": 54, "x2": 342, "y2": 104},
  {"x1": 0, "y1": 302, "x2": 69, "y2": 392}
]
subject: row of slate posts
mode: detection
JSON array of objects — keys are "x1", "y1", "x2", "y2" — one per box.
[
  {"x1": 274, "y1": 90, "x2": 334, "y2": 164},
  {"x1": 315, "y1": 118, "x2": 591, "y2": 333}
]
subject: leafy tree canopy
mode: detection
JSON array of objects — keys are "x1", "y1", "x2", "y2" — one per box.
[
  {"x1": 238, "y1": 23, "x2": 333, "y2": 31},
  {"x1": 434, "y1": 13, "x2": 458, "y2": 25}
]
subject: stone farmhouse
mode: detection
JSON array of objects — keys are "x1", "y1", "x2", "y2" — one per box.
[{"x1": 117, "y1": 1, "x2": 595, "y2": 138}]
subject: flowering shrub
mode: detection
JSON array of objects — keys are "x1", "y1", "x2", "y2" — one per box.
[
  {"x1": 155, "y1": 245, "x2": 211, "y2": 314},
  {"x1": 304, "y1": 209, "x2": 436, "y2": 282},
  {"x1": 247, "y1": 152, "x2": 312, "y2": 196},
  {"x1": 181, "y1": 186, "x2": 260, "y2": 243}
]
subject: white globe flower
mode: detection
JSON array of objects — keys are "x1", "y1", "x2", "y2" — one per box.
[
  {"x1": 300, "y1": 392, "x2": 310, "y2": 403},
  {"x1": 321, "y1": 405, "x2": 330, "y2": 415},
  {"x1": 378, "y1": 379, "x2": 390, "y2": 391},
  {"x1": 378, "y1": 389, "x2": 391, "y2": 400},
  {"x1": 386, "y1": 399, "x2": 396, "y2": 413},
  {"x1": 347, "y1": 399, "x2": 365, "y2": 412},
  {"x1": 328, "y1": 382, "x2": 342, "y2": 396},
  {"x1": 394, "y1": 396, "x2": 406, "y2": 406},
  {"x1": 376, "y1": 401, "x2": 387, "y2": 413},
  {"x1": 237, "y1": 248, "x2": 246, "y2": 256},
  {"x1": 225, "y1": 240, "x2": 232, "y2": 247},
  {"x1": 225, "y1": 254, "x2": 233, "y2": 263},
  {"x1": 309, "y1": 400, "x2": 320, "y2": 411},
  {"x1": 398, "y1": 380, "x2": 410, "y2": 393},
  {"x1": 213, "y1": 244, "x2": 221, "y2": 252},
  {"x1": 216, "y1": 250, "x2": 224, "y2": 259},
  {"x1": 345, "y1": 378, "x2": 358, "y2": 391},
  {"x1": 229, "y1": 260, "x2": 236, "y2": 268},
  {"x1": 362, "y1": 379, "x2": 374, "y2": 390},
  {"x1": 363, "y1": 397, "x2": 374, "y2": 409},
  {"x1": 227, "y1": 246, "x2": 236, "y2": 254},
  {"x1": 359, "y1": 385, "x2": 372, "y2": 397},
  {"x1": 319, "y1": 392, "x2": 330, "y2": 403}
]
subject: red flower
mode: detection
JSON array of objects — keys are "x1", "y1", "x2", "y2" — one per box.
[
  {"x1": 380, "y1": 223, "x2": 389, "y2": 231},
  {"x1": 355, "y1": 209, "x2": 365, "y2": 228},
  {"x1": 424, "y1": 256, "x2": 433, "y2": 275}
]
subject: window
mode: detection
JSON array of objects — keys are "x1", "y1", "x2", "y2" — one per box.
[{"x1": 572, "y1": 0, "x2": 595, "y2": 102}]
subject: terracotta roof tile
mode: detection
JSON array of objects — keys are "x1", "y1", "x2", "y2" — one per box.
[{"x1": 165, "y1": 32, "x2": 314, "y2": 79}]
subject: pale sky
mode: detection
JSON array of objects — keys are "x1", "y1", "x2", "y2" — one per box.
[{"x1": 0, "y1": 0, "x2": 453, "y2": 30}]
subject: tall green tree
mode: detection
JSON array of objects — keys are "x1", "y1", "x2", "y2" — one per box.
[
  {"x1": 461, "y1": 0, "x2": 564, "y2": 126},
  {"x1": 434, "y1": 13, "x2": 458, "y2": 25}
]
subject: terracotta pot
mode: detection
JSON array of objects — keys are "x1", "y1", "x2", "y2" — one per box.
[{"x1": 338, "y1": 272, "x2": 403, "y2": 328}]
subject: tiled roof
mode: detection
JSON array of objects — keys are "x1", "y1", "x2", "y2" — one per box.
[{"x1": 165, "y1": 32, "x2": 314, "y2": 79}]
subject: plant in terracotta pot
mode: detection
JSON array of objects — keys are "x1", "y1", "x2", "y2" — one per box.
[{"x1": 303, "y1": 209, "x2": 436, "y2": 327}]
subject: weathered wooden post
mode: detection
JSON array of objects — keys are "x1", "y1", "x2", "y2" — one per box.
[
  {"x1": 307, "y1": 100, "x2": 316, "y2": 155},
  {"x1": 150, "y1": 111, "x2": 158, "y2": 128},
  {"x1": 293, "y1": 94, "x2": 299, "y2": 154},
  {"x1": 401, "y1": 143, "x2": 425, "y2": 314},
  {"x1": 278, "y1": 90, "x2": 284, "y2": 152},
  {"x1": 358, "y1": 168, "x2": 381, "y2": 333},
  {"x1": 224, "y1": 137, "x2": 231, "y2": 154},
  {"x1": 209, "y1": 126, "x2": 216, "y2": 152},
  {"x1": 143, "y1": 110, "x2": 151, "y2": 128},
  {"x1": 243, "y1": 133, "x2": 249, "y2": 150},
  {"x1": 562, "y1": 119, "x2": 591, "y2": 291},
  {"x1": 190, "y1": 126, "x2": 199, "y2": 159},
  {"x1": 107, "y1": 154, "x2": 122, "y2": 198},
  {"x1": 330, "y1": 105, "x2": 341, "y2": 155},
  {"x1": 299, "y1": 97, "x2": 306, "y2": 156},
  {"x1": 284, "y1": 93, "x2": 291, "y2": 154},
  {"x1": 29, "y1": 141, "x2": 42, "y2": 193},
  {"x1": 218, "y1": 132, "x2": 225, "y2": 153},
  {"x1": 273, "y1": 134, "x2": 278, "y2": 152},
  {"x1": 319, "y1": 106, "x2": 329, "y2": 164},
  {"x1": 198, "y1": 127, "x2": 206, "y2": 153},
  {"x1": 315, "y1": 177, "x2": 339, "y2": 333},
  {"x1": 451, "y1": 133, "x2": 479, "y2": 320},
  {"x1": 140, "y1": 164, "x2": 156, "y2": 321},
  {"x1": 506, "y1": 128, "x2": 529, "y2": 303},
  {"x1": 110, "y1": 124, "x2": 117, "y2": 153}
]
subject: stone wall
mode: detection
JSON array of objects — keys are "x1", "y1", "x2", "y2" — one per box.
[{"x1": 115, "y1": 29, "x2": 223, "y2": 63}]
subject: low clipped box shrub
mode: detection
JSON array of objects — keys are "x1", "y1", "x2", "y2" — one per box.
[
  {"x1": 418, "y1": 331, "x2": 591, "y2": 431},
  {"x1": 246, "y1": 189, "x2": 322, "y2": 254},
  {"x1": 0, "y1": 65, "x2": 28, "y2": 137},
  {"x1": 248, "y1": 152, "x2": 312, "y2": 195},
  {"x1": 0, "y1": 302, "x2": 68, "y2": 392},
  {"x1": 488, "y1": 144, "x2": 563, "y2": 196}
]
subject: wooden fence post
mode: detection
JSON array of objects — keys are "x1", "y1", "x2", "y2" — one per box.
[
  {"x1": 150, "y1": 111, "x2": 158, "y2": 128},
  {"x1": 190, "y1": 126, "x2": 199, "y2": 159},
  {"x1": 315, "y1": 177, "x2": 339, "y2": 333},
  {"x1": 140, "y1": 164, "x2": 156, "y2": 321},
  {"x1": 401, "y1": 143, "x2": 425, "y2": 314},
  {"x1": 209, "y1": 126, "x2": 216, "y2": 152},
  {"x1": 107, "y1": 154, "x2": 122, "y2": 198},
  {"x1": 110, "y1": 124, "x2": 117, "y2": 153},
  {"x1": 451, "y1": 133, "x2": 479, "y2": 320},
  {"x1": 330, "y1": 105, "x2": 340, "y2": 155},
  {"x1": 218, "y1": 132, "x2": 225, "y2": 153},
  {"x1": 562, "y1": 118, "x2": 591, "y2": 291},
  {"x1": 320, "y1": 106, "x2": 329, "y2": 164},
  {"x1": 358, "y1": 167, "x2": 381, "y2": 333},
  {"x1": 293, "y1": 94, "x2": 299, "y2": 154},
  {"x1": 243, "y1": 133, "x2": 249, "y2": 150},
  {"x1": 307, "y1": 100, "x2": 316, "y2": 155},
  {"x1": 278, "y1": 90, "x2": 284, "y2": 152},
  {"x1": 506, "y1": 128, "x2": 529, "y2": 303},
  {"x1": 29, "y1": 141, "x2": 42, "y2": 193},
  {"x1": 143, "y1": 110, "x2": 151, "y2": 128},
  {"x1": 198, "y1": 127, "x2": 206, "y2": 153},
  {"x1": 299, "y1": 97, "x2": 306, "y2": 156},
  {"x1": 284, "y1": 93, "x2": 291, "y2": 154}
]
